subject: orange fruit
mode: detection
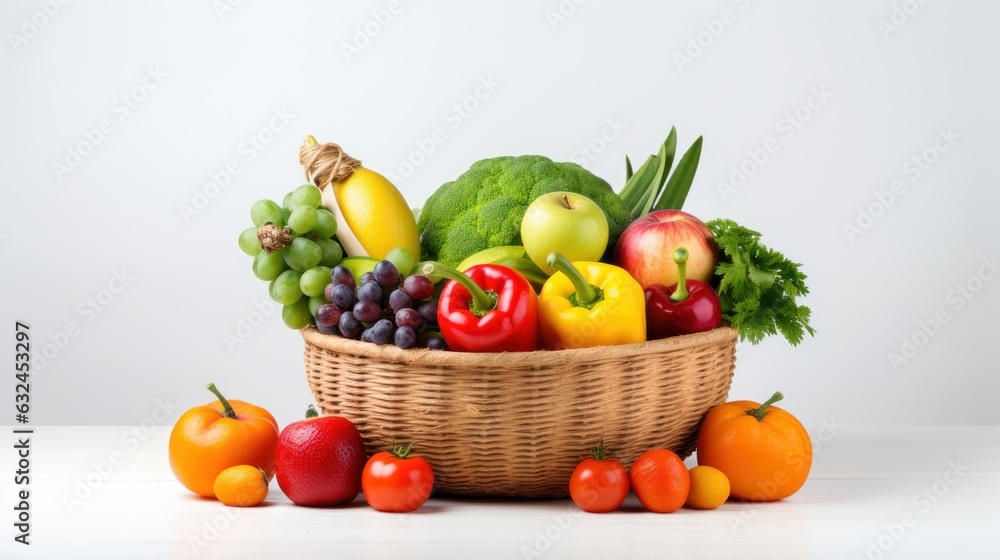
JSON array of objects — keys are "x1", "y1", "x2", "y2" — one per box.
[
  {"x1": 697, "y1": 392, "x2": 812, "y2": 501},
  {"x1": 169, "y1": 383, "x2": 278, "y2": 498},
  {"x1": 685, "y1": 465, "x2": 730, "y2": 509},
  {"x1": 628, "y1": 449, "x2": 690, "y2": 513},
  {"x1": 213, "y1": 465, "x2": 269, "y2": 507}
]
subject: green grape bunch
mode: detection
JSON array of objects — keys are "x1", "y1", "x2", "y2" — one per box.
[{"x1": 238, "y1": 184, "x2": 344, "y2": 329}]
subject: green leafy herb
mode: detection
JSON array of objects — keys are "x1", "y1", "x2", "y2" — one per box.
[{"x1": 706, "y1": 219, "x2": 815, "y2": 345}]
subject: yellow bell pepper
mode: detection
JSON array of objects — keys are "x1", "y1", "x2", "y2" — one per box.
[{"x1": 538, "y1": 253, "x2": 646, "y2": 350}]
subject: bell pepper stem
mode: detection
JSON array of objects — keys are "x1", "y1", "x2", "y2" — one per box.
[
  {"x1": 421, "y1": 261, "x2": 497, "y2": 316},
  {"x1": 750, "y1": 391, "x2": 784, "y2": 421},
  {"x1": 669, "y1": 247, "x2": 690, "y2": 303},
  {"x1": 546, "y1": 253, "x2": 598, "y2": 305},
  {"x1": 206, "y1": 382, "x2": 236, "y2": 419},
  {"x1": 305, "y1": 405, "x2": 319, "y2": 419}
]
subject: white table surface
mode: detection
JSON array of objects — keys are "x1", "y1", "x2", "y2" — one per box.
[{"x1": 3, "y1": 425, "x2": 998, "y2": 559}]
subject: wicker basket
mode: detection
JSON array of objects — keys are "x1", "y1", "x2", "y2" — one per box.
[{"x1": 302, "y1": 325, "x2": 738, "y2": 498}]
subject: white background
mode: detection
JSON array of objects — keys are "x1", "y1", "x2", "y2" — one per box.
[{"x1": 1, "y1": 0, "x2": 997, "y2": 429}]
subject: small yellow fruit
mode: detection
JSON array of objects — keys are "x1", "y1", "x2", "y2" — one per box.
[
  {"x1": 685, "y1": 465, "x2": 730, "y2": 509},
  {"x1": 324, "y1": 166, "x2": 420, "y2": 261},
  {"x1": 301, "y1": 136, "x2": 420, "y2": 261},
  {"x1": 213, "y1": 465, "x2": 269, "y2": 507}
]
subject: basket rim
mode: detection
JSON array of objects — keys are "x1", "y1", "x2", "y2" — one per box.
[{"x1": 301, "y1": 324, "x2": 738, "y2": 367}]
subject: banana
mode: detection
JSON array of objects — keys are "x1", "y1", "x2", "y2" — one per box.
[
  {"x1": 492, "y1": 257, "x2": 549, "y2": 294},
  {"x1": 455, "y1": 246, "x2": 549, "y2": 292},
  {"x1": 457, "y1": 245, "x2": 530, "y2": 272}
]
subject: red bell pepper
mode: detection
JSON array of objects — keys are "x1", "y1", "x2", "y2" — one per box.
[
  {"x1": 644, "y1": 247, "x2": 722, "y2": 339},
  {"x1": 420, "y1": 262, "x2": 538, "y2": 352}
]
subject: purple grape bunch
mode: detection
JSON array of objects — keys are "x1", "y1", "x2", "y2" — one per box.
[{"x1": 313, "y1": 260, "x2": 448, "y2": 350}]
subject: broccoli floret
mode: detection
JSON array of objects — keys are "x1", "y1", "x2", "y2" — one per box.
[{"x1": 418, "y1": 156, "x2": 630, "y2": 266}]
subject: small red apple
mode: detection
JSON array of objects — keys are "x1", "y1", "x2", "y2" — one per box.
[
  {"x1": 614, "y1": 210, "x2": 719, "y2": 289},
  {"x1": 274, "y1": 406, "x2": 367, "y2": 507}
]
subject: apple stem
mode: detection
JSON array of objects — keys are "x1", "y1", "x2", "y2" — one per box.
[
  {"x1": 749, "y1": 391, "x2": 784, "y2": 421},
  {"x1": 206, "y1": 382, "x2": 236, "y2": 419},
  {"x1": 559, "y1": 193, "x2": 573, "y2": 209},
  {"x1": 669, "y1": 247, "x2": 690, "y2": 303},
  {"x1": 421, "y1": 261, "x2": 497, "y2": 317},
  {"x1": 546, "y1": 252, "x2": 602, "y2": 308}
]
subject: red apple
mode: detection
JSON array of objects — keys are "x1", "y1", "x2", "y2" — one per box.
[{"x1": 614, "y1": 210, "x2": 719, "y2": 289}]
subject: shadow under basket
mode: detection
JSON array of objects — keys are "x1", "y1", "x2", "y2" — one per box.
[{"x1": 302, "y1": 325, "x2": 738, "y2": 498}]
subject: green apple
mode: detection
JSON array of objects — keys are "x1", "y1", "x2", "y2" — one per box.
[{"x1": 521, "y1": 192, "x2": 609, "y2": 275}]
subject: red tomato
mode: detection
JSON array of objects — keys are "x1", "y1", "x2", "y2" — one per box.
[
  {"x1": 362, "y1": 444, "x2": 434, "y2": 513},
  {"x1": 569, "y1": 444, "x2": 630, "y2": 513}
]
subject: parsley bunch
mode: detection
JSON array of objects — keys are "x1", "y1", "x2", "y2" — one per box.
[{"x1": 706, "y1": 219, "x2": 815, "y2": 345}]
